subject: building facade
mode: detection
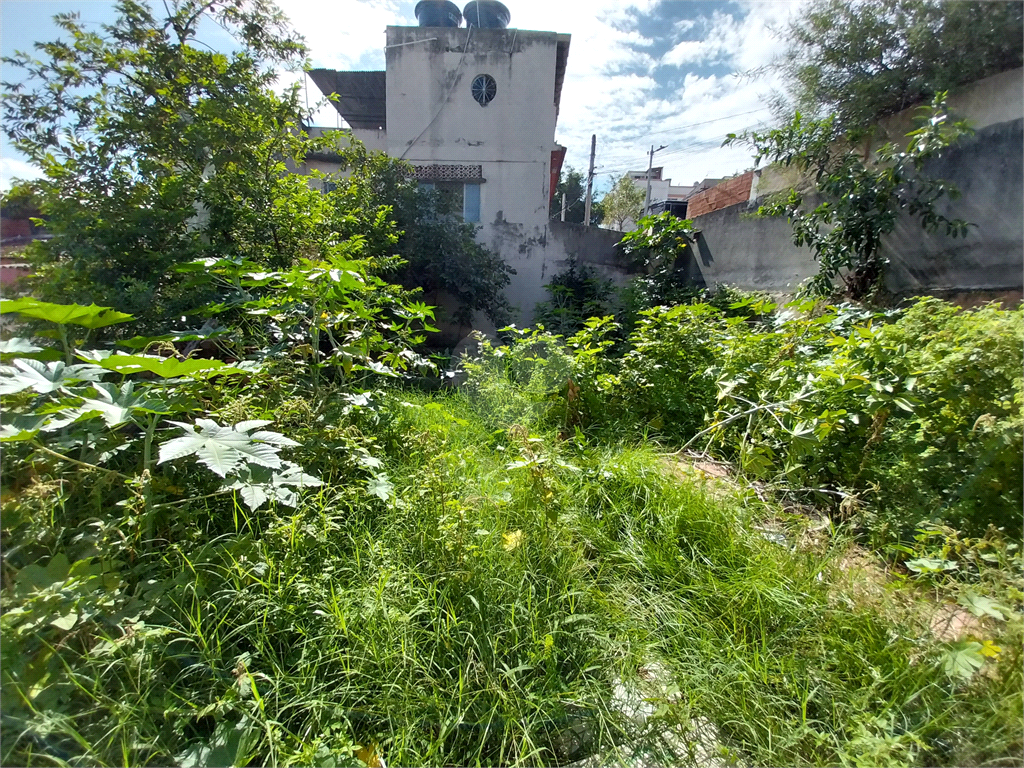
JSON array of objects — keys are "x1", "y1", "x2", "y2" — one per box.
[{"x1": 306, "y1": 8, "x2": 574, "y2": 327}]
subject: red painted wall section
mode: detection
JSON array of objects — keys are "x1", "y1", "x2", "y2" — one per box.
[
  {"x1": 549, "y1": 146, "x2": 567, "y2": 204},
  {"x1": 687, "y1": 171, "x2": 754, "y2": 218},
  {"x1": 1, "y1": 219, "x2": 32, "y2": 239}
]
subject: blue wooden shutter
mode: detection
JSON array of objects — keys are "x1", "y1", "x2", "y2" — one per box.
[{"x1": 463, "y1": 183, "x2": 480, "y2": 223}]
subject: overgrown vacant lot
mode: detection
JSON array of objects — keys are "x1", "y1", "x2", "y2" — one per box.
[
  {"x1": 1, "y1": 295, "x2": 1021, "y2": 767},
  {"x1": 2, "y1": 1, "x2": 1021, "y2": 764}
]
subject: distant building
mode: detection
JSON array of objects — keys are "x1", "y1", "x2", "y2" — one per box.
[
  {"x1": 626, "y1": 167, "x2": 697, "y2": 210},
  {"x1": 300, "y1": 0, "x2": 590, "y2": 327}
]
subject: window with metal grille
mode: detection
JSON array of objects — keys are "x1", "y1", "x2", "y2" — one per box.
[{"x1": 471, "y1": 74, "x2": 496, "y2": 106}]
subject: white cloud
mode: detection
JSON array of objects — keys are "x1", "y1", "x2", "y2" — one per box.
[
  {"x1": 277, "y1": 0, "x2": 406, "y2": 71},
  {"x1": 662, "y1": 39, "x2": 715, "y2": 67},
  {"x1": 271, "y1": 1, "x2": 802, "y2": 184},
  {"x1": 0, "y1": 156, "x2": 43, "y2": 192},
  {"x1": 0, "y1": 1, "x2": 805, "y2": 195},
  {"x1": 584, "y1": 0, "x2": 802, "y2": 184}
]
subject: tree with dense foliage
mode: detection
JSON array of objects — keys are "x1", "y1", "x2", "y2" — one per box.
[
  {"x1": 0, "y1": 181, "x2": 45, "y2": 221},
  {"x1": 1, "y1": 1, "x2": 405, "y2": 333},
  {"x1": 360, "y1": 157, "x2": 514, "y2": 329},
  {"x1": 549, "y1": 165, "x2": 603, "y2": 225},
  {"x1": 616, "y1": 212, "x2": 702, "y2": 327},
  {"x1": 726, "y1": 95, "x2": 972, "y2": 299},
  {"x1": 396, "y1": 187, "x2": 515, "y2": 328},
  {"x1": 2, "y1": 0, "x2": 515, "y2": 337},
  {"x1": 601, "y1": 173, "x2": 646, "y2": 231},
  {"x1": 771, "y1": 0, "x2": 1024, "y2": 129}
]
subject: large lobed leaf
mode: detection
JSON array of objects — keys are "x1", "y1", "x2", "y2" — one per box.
[
  {"x1": 1, "y1": 298, "x2": 134, "y2": 329},
  {"x1": 96, "y1": 354, "x2": 245, "y2": 379},
  {"x1": 224, "y1": 461, "x2": 322, "y2": 510},
  {"x1": 0, "y1": 359, "x2": 106, "y2": 395},
  {"x1": 158, "y1": 419, "x2": 297, "y2": 478}
]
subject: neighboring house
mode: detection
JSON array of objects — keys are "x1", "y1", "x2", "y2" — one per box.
[
  {"x1": 627, "y1": 167, "x2": 696, "y2": 208},
  {"x1": 686, "y1": 173, "x2": 755, "y2": 218},
  {"x1": 620, "y1": 167, "x2": 698, "y2": 228},
  {"x1": 300, "y1": 0, "x2": 598, "y2": 327}
]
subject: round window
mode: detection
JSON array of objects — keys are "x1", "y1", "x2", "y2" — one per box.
[{"x1": 471, "y1": 74, "x2": 497, "y2": 106}]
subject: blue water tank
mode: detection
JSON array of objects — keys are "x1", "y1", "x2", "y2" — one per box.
[
  {"x1": 463, "y1": 1, "x2": 510, "y2": 28},
  {"x1": 415, "y1": 0, "x2": 463, "y2": 27}
]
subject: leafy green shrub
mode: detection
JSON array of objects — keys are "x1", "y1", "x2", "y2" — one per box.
[
  {"x1": 699, "y1": 297, "x2": 1022, "y2": 542},
  {"x1": 616, "y1": 213, "x2": 700, "y2": 329},
  {"x1": 866, "y1": 299, "x2": 1023, "y2": 539},
  {"x1": 615, "y1": 303, "x2": 726, "y2": 440},
  {"x1": 461, "y1": 317, "x2": 619, "y2": 436},
  {"x1": 533, "y1": 258, "x2": 616, "y2": 336}
]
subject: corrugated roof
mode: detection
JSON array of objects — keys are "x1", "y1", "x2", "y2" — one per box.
[{"x1": 308, "y1": 70, "x2": 387, "y2": 130}]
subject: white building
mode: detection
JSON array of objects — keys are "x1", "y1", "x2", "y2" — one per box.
[
  {"x1": 305, "y1": 0, "x2": 592, "y2": 329},
  {"x1": 626, "y1": 167, "x2": 696, "y2": 209}
]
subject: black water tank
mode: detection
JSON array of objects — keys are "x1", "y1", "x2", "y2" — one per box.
[
  {"x1": 463, "y1": 0, "x2": 510, "y2": 28},
  {"x1": 415, "y1": 0, "x2": 462, "y2": 27}
]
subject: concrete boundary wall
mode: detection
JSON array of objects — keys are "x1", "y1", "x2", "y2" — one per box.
[
  {"x1": 500, "y1": 220, "x2": 630, "y2": 324},
  {"x1": 690, "y1": 70, "x2": 1024, "y2": 300}
]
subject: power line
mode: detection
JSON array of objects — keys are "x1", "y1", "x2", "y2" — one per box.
[
  {"x1": 577, "y1": 110, "x2": 772, "y2": 172},
  {"x1": 592, "y1": 125, "x2": 765, "y2": 177},
  {"x1": 587, "y1": 107, "x2": 771, "y2": 158},
  {"x1": 633, "y1": 106, "x2": 771, "y2": 140}
]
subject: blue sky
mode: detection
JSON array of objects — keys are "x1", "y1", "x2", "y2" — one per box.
[{"x1": 1, "y1": 0, "x2": 804, "y2": 193}]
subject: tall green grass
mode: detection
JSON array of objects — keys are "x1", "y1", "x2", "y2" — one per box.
[{"x1": 3, "y1": 387, "x2": 1021, "y2": 766}]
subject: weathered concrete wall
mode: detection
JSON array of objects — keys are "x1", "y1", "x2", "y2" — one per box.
[
  {"x1": 755, "y1": 69, "x2": 1024, "y2": 201},
  {"x1": 883, "y1": 118, "x2": 1023, "y2": 295},
  {"x1": 690, "y1": 70, "x2": 1024, "y2": 300},
  {"x1": 487, "y1": 220, "x2": 629, "y2": 323},
  {"x1": 545, "y1": 221, "x2": 631, "y2": 287},
  {"x1": 689, "y1": 200, "x2": 815, "y2": 294},
  {"x1": 351, "y1": 128, "x2": 387, "y2": 152}
]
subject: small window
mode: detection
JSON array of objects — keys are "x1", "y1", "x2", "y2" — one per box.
[
  {"x1": 463, "y1": 183, "x2": 480, "y2": 222},
  {"x1": 471, "y1": 74, "x2": 496, "y2": 106}
]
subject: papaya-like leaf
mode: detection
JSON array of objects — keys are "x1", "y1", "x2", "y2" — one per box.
[
  {"x1": 158, "y1": 419, "x2": 294, "y2": 478},
  {"x1": 0, "y1": 337, "x2": 62, "y2": 362},
  {"x1": 957, "y1": 591, "x2": 1013, "y2": 621},
  {"x1": 76, "y1": 381, "x2": 170, "y2": 427},
  {"x1": 0, "y1": 359, "x2": 105, "y2": 394},
  {"x1": 367, "y1": 473, "x2": 393, "y2": 501},
  {"x1": 97, "y1": 354, "x2": 244, "y2": 379},
  {"x1": 0, "y1": 413, "x2": 46, "y2": 442},
  {"x1": 0, "y1": 338, "x2": 41, "y2": 356},
  {"x1": 1, "y1": 298, "x2": 134, "y2": 328},
  {"x1": 942, "y1": 641, "x2": 986, "y2": 680},
  {"x1": 224, "y1": 461, "x2": 322, "y2": 510}
]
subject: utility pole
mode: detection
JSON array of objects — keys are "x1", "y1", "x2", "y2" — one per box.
[
  {"x1": 643, "y1": 144, "x2": 668, "y2": 218},
  {"x1": 584, "y1": 134, "x2": 596, "y2": 227},
  {"x1": 560, "y1": 192, "x2": 566, "y2": 222}
]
